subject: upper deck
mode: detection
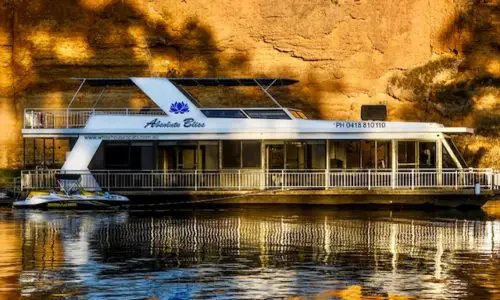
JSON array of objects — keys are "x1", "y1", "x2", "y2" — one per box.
[{"x1": 22, "y1": 77, "x2": 473, "y2": 139}]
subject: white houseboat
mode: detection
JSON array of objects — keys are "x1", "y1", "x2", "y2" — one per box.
[{"x1": 20, "y1": 77, "x2": 500, "y2": 206}]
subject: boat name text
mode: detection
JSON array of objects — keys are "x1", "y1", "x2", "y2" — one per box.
[
  {"x1": 335, "y1": 121, "x2": 386, "y2": 129},
  {"x1": 144, "y1": 118, "x2": 205, "y2": 129}
]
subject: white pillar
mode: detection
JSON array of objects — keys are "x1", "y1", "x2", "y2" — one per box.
[
  {"x1": 325, "y1": 140, "x2": 330, "y2": 189},
  {"x1": 260, "y1": 140, "x2": 266, "y2": 190},
  {"x1": 391, "y1": 140, "x2": 397, "y2": 189},
  {"x1": 218, "y1": 140, "x2": 223, "y2": 170},
  {"x1": 436, "y1": 139, "x2": 443, "y2": 186}
]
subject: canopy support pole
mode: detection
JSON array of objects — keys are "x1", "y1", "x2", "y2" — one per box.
[
  {"x1": 92, "y1": 87, "x2": 106, "y2": 108},
  {"x1": 67, "y1": 79, "x2": 86, "y2": 128},
  {"x1": 255, "y1": 79, "x2": 283, "y2": 108}
]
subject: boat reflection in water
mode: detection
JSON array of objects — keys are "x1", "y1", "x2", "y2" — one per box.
[{"x1": 1, "y1": 205, "x2": 500, "y2": 299}]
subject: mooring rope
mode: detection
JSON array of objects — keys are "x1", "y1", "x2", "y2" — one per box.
[{"x1": 124, "y1": 188, "x2": 297, "y2": 208}]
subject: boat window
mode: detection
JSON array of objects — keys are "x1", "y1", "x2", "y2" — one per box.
[
  {"x1": 201, "y1": 144, "x2": 219, "y2": 170},
  {"x1": 419, "y1": 142, "x2": 436, "y2": 168},
  {"x1": 286, "y1": 142, "x2": 303, "y2": 169},
  {"x1": 398, "y1": 141, "x2": 416, "y2": 169},
  {"x1": 289, "y1": 110, "x2": 308, "y2": 119},
  {"x1": 329, "y1": 141, "x2": 346, "y2": 169},
  {"x1": 242, "y1": 141, "x2": 261, "y2": 168},
  {"x1": 222, "y1": 140, "x2": 262, "y2": 168},
  {"x1": 201, "y1": 109, "x2": 247, "y2": 118},
  {"x1": 222, "y1": 140, "x2": 241, "y2": 168},
  {"x1": 361, "y1": 141, "x2": 375, "y2": 169},
  {"x1": 376, "y1": 141, "x2": 391, "y2": 169},
  {"x1": 243, "y1": 109, "x2": 291, "y2": 120},
  {"x1": 104, "y1": 144, "x2": 130, "y2": 169},
  {"x1": 443, "y1": 146, "x2": 456, "y2": 168},
  {"x1": 445, "y1": 137, "x2": 467, "y2": 168},
  {"x1": 346, "y1": 141, "x2": 361, "y2": 169},
  {"x1": 306, "y1": 142, "x2": 326, "y2": 169},
  {"x1": 268, "y1": 144, "x2": 284, "y2": 169}
]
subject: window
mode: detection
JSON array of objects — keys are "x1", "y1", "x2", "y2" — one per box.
[
  {"x1": 223, "y1": 140, "x2": 262, "y2": 168},
  {"x1": 242, "y1": 141, "x2": 261, "y2": 168},
  {"x1": 201, "y1": 109, "x2": 247, "y2": 118},
  {"x1": 289, "y1": 110, "x2": 308, "y2": 119},
  {"x1": 361, "y1": 141, "x2": 375, "y2": 169},
  {"x1": 244, "y1": 109, "x2": 291, "y2": 119},
  {"x1": 376, "y1": 141, "x2": 391, "y2": 169},
  {"x1": 286, "y1": 142, "x2": 303, "y2": 169},
  {"x1": 306, "y1": 142, "x2": 326, "y2": 169},
  {"x1": 398, "y1": 141, "x2": 416, "y2": 168},
  {"x1": 346, "y1": 141, "x2": 361, "y2": 169},
  {"x1": 201, "y1": 145, "x2": 219, "y2": 170},
  {"x1": 419, "y1": 142, "x2": 436, "y2": 168},
  {"x1": 222, "y1": 140, "x2": 241, "y2": 168},
  {"x1": 445, "y1": 138, "x2": 467, "y2": 168},
  {"x1": 443, "y1": 146, "x2": 457, "y2": 168},
  {"x1": 329, "y1": 141, "x2": 346, "y2": 169},
  {"x1": 105, "y1": 144, "x2": 130, "y2": 169}
]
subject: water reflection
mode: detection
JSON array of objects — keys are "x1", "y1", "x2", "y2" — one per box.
[{"x1": 0, "y1": 206, "x2": 499, "y2": 299}]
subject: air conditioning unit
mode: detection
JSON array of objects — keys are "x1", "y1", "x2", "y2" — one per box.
[{"x1": 361, "y1": 105, "x2": 387, "y2": 121}]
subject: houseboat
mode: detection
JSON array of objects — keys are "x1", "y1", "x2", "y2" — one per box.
[{"x1": 19, "y1": 77, "x2": 500, "y2": 207}]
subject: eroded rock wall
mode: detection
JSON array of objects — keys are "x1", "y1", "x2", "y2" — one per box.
[{"x1": 0, "y1": 0, "x2": 498, "y2": 168}]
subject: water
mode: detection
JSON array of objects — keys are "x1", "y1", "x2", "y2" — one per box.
[{"x1": 0, "y1": 204, "x2": 499, "y2": 299}]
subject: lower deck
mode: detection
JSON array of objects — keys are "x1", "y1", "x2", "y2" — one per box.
[{"x1": 19, "y1": 138, "x2": 500, "y2": 207}]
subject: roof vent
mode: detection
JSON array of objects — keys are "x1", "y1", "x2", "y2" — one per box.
[{"x1": 361, "y1": 105, "x2": 387, "y2": 121}]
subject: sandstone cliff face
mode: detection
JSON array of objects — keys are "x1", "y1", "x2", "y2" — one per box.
[{"x1": 0, "y1": 0, "x2": 498, "y2": 168}]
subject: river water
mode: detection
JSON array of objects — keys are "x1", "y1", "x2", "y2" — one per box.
[{"x1": 0, "y1": 204, "x2": 499, "y2": 299}]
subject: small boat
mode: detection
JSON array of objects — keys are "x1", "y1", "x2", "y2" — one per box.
[{"x1": 13, "y1": 174, "x2": 129, "y2": 209}]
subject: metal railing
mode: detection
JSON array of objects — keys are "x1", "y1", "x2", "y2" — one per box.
[
  {"x1": 24, "y1": 108, "x2": 167, "y2": 129},
  {"x1": 20, "y1": 168, "x2": 499, "y2": 192}
]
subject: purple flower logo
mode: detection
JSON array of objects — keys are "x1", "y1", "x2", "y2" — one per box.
[{"x1": 169, "y1": 101, "x2": 189, "y2": 114}]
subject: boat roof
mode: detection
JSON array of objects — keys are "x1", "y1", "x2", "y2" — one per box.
[{"x1": 71, "y1": 77, "x2": 299, "y2": 87}]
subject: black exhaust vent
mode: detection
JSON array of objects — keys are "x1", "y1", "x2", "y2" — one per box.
[{"x1": 361, "y1": 105, "x2": 387, "y2": 121}]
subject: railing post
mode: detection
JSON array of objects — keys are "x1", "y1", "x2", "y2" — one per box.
[
  {"x1": 325, "y1": 169, "x2": 329, "y2": 190},
  {"x1": 107, "y1": 171, "x2": 110, "y2": 192},
  {"x1": 368, "y1": 169, "x2": 371, "y2": 190},
  {"x1": 489, "y1": 169, "x2": 493, "y2": 190},
  {"x1": 411, "y1": 169, "x2": 415, "y2": 190},
  {"x1": 455, "y1": 170, "x2": 458, "y2": 190},
  {"x1": 151, "y1": 170, "x2": 154, "y2": 191},
  {"x1": 260, "y1": 169, "x2": 265, "y2": 190},
  {"x1": 31, "y1": 110, "x2": 34, "y2": 129},
  {"x1": 238, "y1": 169, "x2": 241, "y2": 191},
  {"x1": 194, "y1": 169, "x2": 198, "y2": 191},
  {"x1": 282, "y1": 169, "x2": 285, "y2": 190}
]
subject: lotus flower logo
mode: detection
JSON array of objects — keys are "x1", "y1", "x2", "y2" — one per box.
[{"x1": 169, "y1": 101, "x2": 190, "y2": 114}]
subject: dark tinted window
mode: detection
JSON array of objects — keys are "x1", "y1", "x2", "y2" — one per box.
[
  {"x1": 445, "y1": 138, "x2": 467, "y2": 168},
  {"x1": 222, "y1": 140, "x2": 241, "y2": 168},
  {"x1": 244, "y1": 109, "x2": 291, "y2": 119},
  {"x1": 201, "y1": 109, "x2": 247, "y2": 118},
  {"x1": 242, "y1": 141, "x2": 261, "y2": 168}
]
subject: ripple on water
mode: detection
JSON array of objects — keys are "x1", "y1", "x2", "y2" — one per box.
[{"x1": 0, "y1": 206, "x2": 499, "y2": 299}]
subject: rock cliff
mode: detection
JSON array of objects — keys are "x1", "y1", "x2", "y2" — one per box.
[{"x1": 0, "y1": 0, "x2": 498, "y2": 168}]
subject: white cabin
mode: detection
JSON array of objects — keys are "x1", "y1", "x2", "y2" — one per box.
[{"x1": 20, "y1": 77, "x2": 499, "y2": 194}]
